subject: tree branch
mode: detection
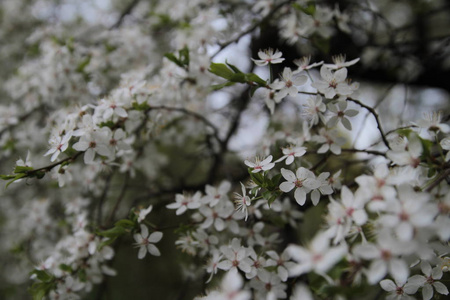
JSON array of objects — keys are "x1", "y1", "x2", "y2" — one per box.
[{"x1": 347, "y1": 97, "x2": 391, "y2": 150}]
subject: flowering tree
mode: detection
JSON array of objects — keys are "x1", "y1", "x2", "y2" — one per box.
[{"x1": 0, "y1": 0, "x2": 449, "y2": 299}]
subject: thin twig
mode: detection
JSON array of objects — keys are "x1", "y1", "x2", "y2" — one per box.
[
  {"x1": 148, "y1": 105, "x2": 222, "y2": 144},
  {"x1": 211, "y1": 0, "x2": 293, "y2": 58},
  {"x1": 347, "y1": 97, "x2": 391, "y2": 150},
  {"x1": 106, "y1": 173, "x2": 130, "y2": 226},
  {"x1": 341, "y1": 148, "x2": 386, "y2": 157},
  {"x1": 110, "y1": 0, "x2": 140, "y2": 29}
]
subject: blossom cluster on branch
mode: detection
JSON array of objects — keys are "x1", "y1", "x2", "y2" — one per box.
[{"x1": 0, "y1": 0, "x2": 449, "y2": 299}]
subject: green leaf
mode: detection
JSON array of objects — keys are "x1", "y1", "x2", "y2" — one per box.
[
  {"x1": 132, "y1": 102, "x2": 150, "y2": 111},
  {"x1": 5, "y1": 174, "x2": 27, "y2": 189},
  {"x1": 225, "y1": 61, "x2": 243, "y2": 74},
  {"x1": 115, "y1": 219, "x2": 135, "y2": 229},
  {"x1": 164, "y1": 53, "x2": 184, "y2": 68},
  {"x1": 208, "y1": 62, "x2": 235, "y2": 80},
  {"x1": 179, "y1": 46, "x2": 190, "y2": 66},
  {"x1": 164, "y1": 46, "x2": 190, "y2": 68},
  {"x1": 292, "y1": 2, "x2": 316, "y2": 15},
  {"x1": 29, "y1": 282, "x2": 55, "y2": 300},
  {"x1": 59, "y1": 264, "x2": 73, "y2": 273},
  {"x1": 245, "y1": 73, "x2": 267, "y2": 86},
  {"x1": 396, "y1": 128, "x2": 413, "y2": 137},
  {"x1": 262, "y1": 191, "x2": 272, "y2": 201},
  {"x1": 97, "y1": 226, "x2": 127, "y2": 238},
  {"x1": 229, "y1": 73, "x2": 247, "y2": 83},
  {"x1": 211, "y1": 81, "x2": 236, "y2": 91},
  {"x1": 248, "y1": 169, "x2": 264, "y2": 186},
  {"x1": 76, "y1": 56, "x2": 91, "y2": 73},
  {"x1": 14, "y1": 166, "x2": 33, "y2": 174},
  {"x1": 98, "y1": 237, "x2": 117, "y2": 249},
  {"x1": 270, "y1": 173, "x2": 282, "y2": 187},
  {"x1": 29, "y1": 270, "x2": 53, "y2": 283},
  {"x1": 0, "y1": 174, "x2": 16, "y2": 180},
  {"x1": 79, "y1": 269, "x2": 87, "y2": 282}
]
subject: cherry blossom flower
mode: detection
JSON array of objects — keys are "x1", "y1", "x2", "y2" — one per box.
[
  {"x1": 44, "y1": 130, "x2": 73, "y2": 162},
  {"x1": 408, "y1": 261, "x2": 449, "y2": 300},
  {"x1": 353, "y1": 230, "x2": 413, "y2": 284},
  {"x1": 199, "y1": 269, "x2": 251, "y2": 300},
  {"x1": 166, "y1": 192, "x2": 202, "y2": 215},
  {"x1": 245, "y1": 246, "x2": 267, "y2": 279},
  {"x1": 251, "y1": 48, "x2": 285, "y2": 66},
  {"x1": 202, "y1": 180, "x2": 231, "y2": 207},
  {"x1": 244, "y1": 155, "x2": 275, "y2": 173},
  {"x1": 205, "y1": 249, "x2": 223, "y2": 283},
  {"x1": 380, "y1": 277, "x2": 418, "y2": 300},
  {"x1": 327, "y1": 100, "x2": 359, "y2": 130},
  {"x1": 72, "y1": 130, "x2": 113, "y2": 164},
  {"x1": 234, "y1": 183, "x2": 251, "y2": 221},
  {"x1": 292, "y1": 56, "x2": 323, "y2": 74},
  {"x1": 301, "y1": 95, "x2": 326, "y2": 127},
  {"x1": 440, "y1": 137, "x2": 450, "y2": 161},
  {"x1": 387, "y1": 135, "x2": 423, "y2": 168},
  {"x1": 415, "y1": 111, "x2": 450, "y2": 135},
  {"x1": 311, "y1": 172, "x2": 334, "y2": 204},
  {"x1": 218, "y1": 238, "x2": 252, "y2": 274},
  {"x1": 290, "y1": 284, "x2": 313, "y2": 300},
  {"x1": 312, "y1": 66, "x2": 353, "y2": 99},
  {"x1": 133, "y1": 224, "x2": 163, "y2": 259},
  {"x1": 265, "y1": 249, "x2": 296, "y2": 282},
  {"x1": 324, "y1": 54, "x2": 360, "y2": 69},
  {"x1": 313, "y1": 128, "x2": 346, "y2": 155},
  {"x1": 378, "y1": 185, "x2": 437, "y2": 241},
  {"x1": 275, "y1": 145, "x2": 306, "y2": 165},
  {"x1": 269, "y1": 67, "x2": 307, "y2": 101},
  {"x1": 279, "y1": 167, "x2": 321, "y2": 206},
  {"x1": 250, "y1": 271, "x2": 287, "y2": 299},
  {"x1": 287, "y1": 231, "x2": 348, "y2": 276},
  {"x1": 136, "y1": 204, "x2": 153, "y2": 223}
]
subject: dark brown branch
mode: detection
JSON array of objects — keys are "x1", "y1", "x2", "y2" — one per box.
[
  {"x1": 110, "y1": 0, "x2": 140, "y2": 29},
  {"x1": 425, "y1": 167, "x2": 450, "y2": 192},
  {"x1": 148, "y1": 105, "x2": 222, "y2": 144},
  {"x1": 347, "y1": 97, "x2": 391, "y2": 150},
  {"x1": 26, "y1": 151, "x2": 83, "y2": 176}
]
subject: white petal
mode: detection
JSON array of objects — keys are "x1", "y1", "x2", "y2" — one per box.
[
  {"x1": 334, "y1": 68, "x2": 348, "y2": 82},
  {"x1": 367, "y1": 260, "x2": 387, "y2": 284},
  {"x1": 422, "y1": 284, "x2": 433, "y2": 300},
  {"x1": 140, "y1": 224, "x2": 149, "y2": 238},
  {"x1": 294, "y1": 188, "x2": 306, "y2": 205},
  {"x1": 148, "y1": 231, "x2": 163, "y2": 243},
  {"x1": 147, "y1": 244, "x2": 161, "y2": 256},
  {"x1": 341, "y1": 117, "x2": 352, "y2": 131},
  {"x1": 138, "y1": 246, "x2": 147, "y2": 259},
  {"x1": 281, "y1": 168, "x2": 296, "y2": 181},
  {"x1": 280, "y1": 182, "x2": 295, "y2": 193},
  {"x1": 380, "y1": 279, "x2": 396, "y2": 292},
  {"x1": 433, "y1": 281, "x2": 449, "y2": 295},
  {"x1": 311, "y1": 190, "x2": 320, "y2": 206},
  {"x1": 389, "y1": 259, "x2": 409, "y2": 283}
]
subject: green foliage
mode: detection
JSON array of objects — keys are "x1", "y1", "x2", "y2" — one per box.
[
  {"x1": 208, "y1": 61, "x2": 267, "y2": 94},
  {"x1": 28, "y1": 270, "x2": 56, "y2": 300},
  {"x1": 248, "y1": 169, "x2": 282, "y2": 206},
  {"x1": 292, "y1": 1, "x2": 316, "y2": 15},
  {"x1": 164, "y1": 46, "x2": 190, "y2": 69}
]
